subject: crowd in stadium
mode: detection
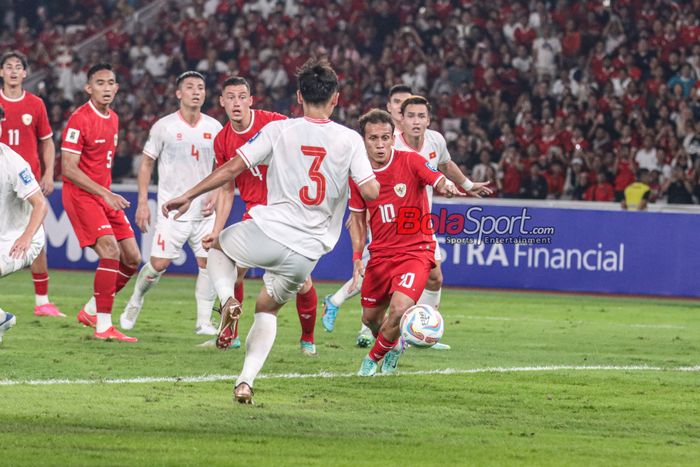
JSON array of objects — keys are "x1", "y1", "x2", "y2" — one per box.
[{"x1": 3, "y1": 0, "x2": 700, "y2": 204}]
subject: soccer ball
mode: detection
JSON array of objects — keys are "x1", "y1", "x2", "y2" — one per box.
[{"x1": 400, "y1": 304, "x2": 444, "y2": 348}]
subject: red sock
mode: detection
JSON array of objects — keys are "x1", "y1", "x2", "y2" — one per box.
[
  {"x1": 368, "y1": 333, "x2": 398, "y2": 362},
  {"x1": 296, "y1": 285, "x2": 317, "y2": 343},
  {"x1": 32, "y1": 272, "x2": 49, "y2": 295},
  {"x1": 94, "y1": 259, "x2": 119, "y2": 314},
  {"x1": 115, "y1": 262, "x2": 138, "y2": 293}
]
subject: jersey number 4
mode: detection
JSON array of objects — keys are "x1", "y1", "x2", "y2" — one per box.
[{"x1": 299, "y1": 146, "x2": 327, "y2": 206}]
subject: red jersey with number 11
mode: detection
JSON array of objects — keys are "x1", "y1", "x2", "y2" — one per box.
[
  {"x1": 349, "y1": 149, "x2": 444, "y2": 256},
  {"x1": 61, "y1": 100, "x2": 119, "y2": 190},
  {"x1": 214, "y1": 109, "x2": 286, "y2": 219}
]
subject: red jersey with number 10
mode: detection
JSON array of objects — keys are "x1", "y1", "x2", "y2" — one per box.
[
  {"x1": 61, "y1": 100, "x2": 119, "y2": 190},
  {"x1": 214, "y1": 109, "x2": 286, "y2": 219},
  {"x1": 0, "y1": 90, "x2": 53, "y2": 179},
  {"x1": 349, "y1": 149, "x2": 444, "y2": 256}
]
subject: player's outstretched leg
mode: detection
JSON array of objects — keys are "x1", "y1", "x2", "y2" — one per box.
[
  {"x1": 194, "y1": 267, "x2": 217, "y2": 335},
  {"x1": 322, "y1": 276, "x2": 361, "y2": 332},
  {"x1": 297, "y1": 278, "x2": 317, "y2": 356},
  {"x1": 31, "y1": 249, "x2": 65, "y2": 318},
  {"x1": 121, "y1": 261, "x2": 163, "y2": 330},
  {"x1": 235, "y1": 311, "x2": 277, "y2": 402},
  {"x1": 0, "y1": 309, "x2": 16, "y2": 344}
]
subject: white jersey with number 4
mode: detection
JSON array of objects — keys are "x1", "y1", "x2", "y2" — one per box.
[
  {"x1": 0, "y1": 142, "x2": 42, "y2": 243},
  {"x1": 143, "y1": 111, "x2": 222, "y2": 221},
  {"x1": 236, "y1": 116, "x2": 375, "y2": 260},
  {"x1": 394, "y1": 128, "x2": 451, "y2": 203}
]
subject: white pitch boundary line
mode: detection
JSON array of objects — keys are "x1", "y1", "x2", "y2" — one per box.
[{"x1": 1, "y1": 364, "x2": 699, "y2": 386}]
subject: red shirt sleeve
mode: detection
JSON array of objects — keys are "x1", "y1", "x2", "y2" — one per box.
[
  {"x1": 407, "y1": 151, "x2": 444, "y2": 188},
  {"x1": 36, "y1": 99, "x2": 53, "y2": 140},
  {"x1": 213, "y1": 131, "x2": 227, "y2": 167},
  {"x1": 348, "y1": 177, "x2": 366, "y2": 211},
  {"x1": 61, "y1": 113, "x2": 85, "y2": 155}
]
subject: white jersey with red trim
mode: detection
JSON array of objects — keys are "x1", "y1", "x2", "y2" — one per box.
[
  {"x1": 394, "y1": 129, "x2": 451, "y2": 203},
  {"x1": 0, "y1": 142, "x2": 42, "y2": 242},
  {"x1": 143, "y1": 111, "x2": 222, "y2": 221},
  {"x1": 236, "y1": 116, "x2": 375, "y2": 260}
]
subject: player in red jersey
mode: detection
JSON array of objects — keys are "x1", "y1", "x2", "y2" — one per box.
[
  {"x1": 61, "y1": 63, "x2": 141, "y2": 342},
  {"x1": 203, "y1": 76, "x2": 319, "y2": 355},
  {"x1": 348, "y1": 109, "x2": 461, "y2": 376},
  {"x1": 0, "y1": 51, "x2": 63, "y2": 318}
]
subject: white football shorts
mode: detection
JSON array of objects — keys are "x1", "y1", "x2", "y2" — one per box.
[
  {"x1": 219, "y1": 219, "x2": 317, "y2": 304},
  {"x1": 150, "y1": 215, "x2": 216, "y2": 259}
]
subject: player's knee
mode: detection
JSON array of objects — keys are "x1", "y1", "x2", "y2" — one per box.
[
  {"x1": 97, "y1": 238, "x2": 120, "y2": 259},
  {"x1": 427, "y1": 269, "x2": 443, "y2": 290},
  {"x1": 387, "y1": 302, "x2": 409, "y2": 327},
  {"x1": 150, "y1": 256, "x2": 170, "y2": 272},
  {"x1": 126, "y1": 251, "x2": 142, "y2": 269},
  {"x1": 299, "y1": 277, "x2": 313, "y2": 294}
]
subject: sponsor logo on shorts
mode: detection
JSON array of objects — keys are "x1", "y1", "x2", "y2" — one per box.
[
  {"x1": 65, "y1": 128, "x2": 80, "y2": 144},
  {"x1": 18, "y1": 168, "x2": 33, "y2": 185},
  {"x1": 362, "y1": 297, "x2": 377, "y2": 303},
  {"x1": 97, "y1": 224, "x2": 111, "y2": 231},
  {"x1": 21, "y1": 114, "x2": 32, "y2": 126}
]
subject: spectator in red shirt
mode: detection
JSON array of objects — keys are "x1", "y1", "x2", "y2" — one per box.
[{"x1": 586, "y1": 172, "x2": 615, "y2": 201}]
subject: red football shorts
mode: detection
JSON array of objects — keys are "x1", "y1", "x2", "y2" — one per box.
[
  {"x1": 62, "y1": 187, "x2": 135, "y2": 248},
  {"x1": 360, "y1": 251, "x2": 434, "y2": 308}
]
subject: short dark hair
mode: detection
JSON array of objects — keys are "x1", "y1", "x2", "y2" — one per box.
[
  {"x1": 221, "y1": 76, "x2": 251, "y2": 94},
  {"x1": 1, "y1": 51, "x2": 28, "y2": 69},
  {"x1": 296, "y1": 58, "x2": 338, "y2": 105},
  {"x1": 0, "y1": 105, "x2": 5, "y2": 120},
  {"x1": 400, "y1": 95, "x2": 432, "y2": 115},
  {"x1": 358, "y1": 109, "x2": 395, "y2": 137},
  {"x1": 176, "y1": 70, "x2": 205, "y2": 88},
  {"x1": 388, "y1": 84, "x2": 412, "y2": 98},
  {"x1": 87, "y1": 63, "x2": 114, "y2": 82}
]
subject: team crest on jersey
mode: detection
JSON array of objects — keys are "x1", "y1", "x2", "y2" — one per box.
[
  {"x1": 21, "y1": 114, "x2": 32, "y2": 126},
  {"x1": 19, "y1": 168, "x2": 33, "y2": 185},
  {"x1": 394, "y1": 183, "x2": 407, "y2": 198},
  {"x1": 65, "y1": 128, "x2": 80, "y2": 144},
  {"x1": 429, "y1": 151, "x2": 437, "y2": 159}
]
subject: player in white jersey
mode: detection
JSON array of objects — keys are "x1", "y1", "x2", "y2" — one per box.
[
  {"x1": 0, "y1": 105, "x2": 49, "y2": 343},
  {"x1": 120, "y1": 72, "x2": 223, "y2": 335},
  {"x1": 163, "y1": 58, "x2": 380, "y2": 403}
]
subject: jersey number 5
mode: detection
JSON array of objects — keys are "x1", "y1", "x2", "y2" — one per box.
[{"x1": 299, "y1": 146, "x2": 327, "y2": 206}]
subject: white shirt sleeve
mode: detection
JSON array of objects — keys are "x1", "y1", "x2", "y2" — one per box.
[
  {"x1": 348, "y1": 132, "x2": 375, "y2": 186},
  {"x1": 436, "y1": 132, "x2": 452, "y2": 164},
  {"x1": 10, "y1": 150, "x2": 41, "y2": 200},
  {"x1": 143, "y1": 121, "x2": 164, "y2": 159},
  {"x1": 235, "y1": 122, "x2": 278, "y2": 168}
]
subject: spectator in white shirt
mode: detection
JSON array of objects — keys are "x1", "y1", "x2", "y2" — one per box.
[
  {"x1": 635, "y1": 135, "x2": 659, "y2": 171},
  {"x1": 144, "y1": 43, "x2": 168, "y2": 79},
  {"x1": 259, "y1": 57, "x2": 289, "y2": 90}
]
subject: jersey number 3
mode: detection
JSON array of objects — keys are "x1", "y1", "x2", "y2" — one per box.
[{"x1": 299, "y1": 146, "x2": 327, "y2": 206}]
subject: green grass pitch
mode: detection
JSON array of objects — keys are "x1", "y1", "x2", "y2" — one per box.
[{"x1": 1, "y1": 270, "x2": 699, "y2": 466}]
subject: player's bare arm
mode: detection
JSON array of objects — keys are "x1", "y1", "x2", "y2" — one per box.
[
  {"x1": 202, "y1": 180, "x2": 235, "y2": 251},
  {"x1": 61, "y1": 150, "x2": 130, "y2": 210},
  {"x1": 135, "y1": 154, "x2": 155, "y2": 232},
  {"x1": 358, "y1": 178, "x2": 380, "y2": 201},
  {"x1": 438, "y1": 161, "x2": 492, "y2": 197},
  {"x1": 38, "y1": 137, "x2": 55, "y2": 195},
  {"x1": 348, "y1": 210, "x2": 367, "y2": 292},
  {"x1": 162, "y1": 156, "x2": 247, "y2": 219},
  {"x1": 9, "y1": 190, "x2": 47, "y2": 259}
]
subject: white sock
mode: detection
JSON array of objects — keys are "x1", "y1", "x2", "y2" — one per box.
[
  {"x1": 0, "y1": 309, "x2": 7, "y2": 322},
  {"x1": 195, "y1": 267, "x2": 216, "y2": 326},
  {"x1": 96, "y1": 312, "x2": 112, "y2": 333},
  {"x1": 207, "y1": 248, "x2": 237, "y2": 305},
  {"x1": 131, "y1": 262, "x2": 164, "y2": 302},
  {"x1": 418, "y1": 288, "x2": 441, "y2": 309},
  {"x1": 35, "y1": 294, "x2": 49, "y2": 306},
  {"x1": 236, "y1": 312, "x2": 277, "y2": 388},
  {"x1": 331, "y1": 276, "x2": 362, "y2": 306},
  {"x1": 84, "y1": 297, "x2": 97, "y2": 316}
]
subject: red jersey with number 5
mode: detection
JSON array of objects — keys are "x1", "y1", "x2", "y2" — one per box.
[
  {"x1": 214, "y1": 109, "x2": 286, "y2": 219},
  {"x1": 0, "y1": 90, "x2": 53, "y2": 179},
  {"x1": 61, "y1": 100, "x2": 119, "y2": 190},
  {"x1": 349, "y1": 149, "x2": 444, "y2": 256}
]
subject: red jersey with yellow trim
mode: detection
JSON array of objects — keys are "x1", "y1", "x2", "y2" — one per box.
[
  {"x1": 213, "y1": 109, "x2": 286, "y2": 219},
  {"x1": 349, "y1": 149, "x2": 444, "y2": 256},
  {"x1": 61, "y1": 100, "x2": 119, "y2": 190},
  {"x1": 0, "y1": 89, "x2": 53, "y2": 179}
]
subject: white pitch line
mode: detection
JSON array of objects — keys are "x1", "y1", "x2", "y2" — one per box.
[{"x1": 1, "y1": 365, "x2": 699, "y2": 387}]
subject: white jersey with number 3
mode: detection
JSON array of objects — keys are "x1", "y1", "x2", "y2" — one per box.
[
  {"x1": 143, "y1": 111, "x2": 222, "y2": 221},
  {"x1": 394, "y1": 128, "x2": 451, "y2": 203},
  {"x1": 236, "y1": 116, "x2": 375, "y2": 260}
]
